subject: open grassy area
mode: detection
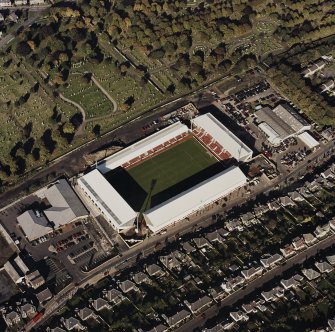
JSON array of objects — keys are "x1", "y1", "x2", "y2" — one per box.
[
  {"x1": 106, "y1": 137, "x2": 222, "y2": 210},
  {"x1": 60, "y1": 73, "x2": 114, "y2": 119}
]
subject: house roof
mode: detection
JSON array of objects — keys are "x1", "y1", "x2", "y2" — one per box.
[
  {"x1": 206, "y1": 231, "x2": 224, "y2": 244},
  {"x1": 106, "y1": 289, "x2": 123, "y2": 303},
  {"x1": 314, "y1": 224, "x2": 330, "y2": 238},
  {"x1": 148, "y1": 324, "x2": 168, "y2": 332},
  {"x1": 182, "y1": 242, "x2": 196, "y2": 254},
  {"x1": 303, "y1": 233, "x2": 317, "y2": 244},
  {"x1": 280, "y1": 244, "x2": 296, "y2": 257},
  {"x1": 280, "y1": 274, "x2": 303, "y2": 289},
  {"x1": 185, "y1": 295, "x2": 212, "y2": 313},
  {"x1": 133, "y1": 272, "x2": 149, "y2": 284},
  {"x1": 230, "y1": 311, "x2": 249, "y2": 322},
  {"x1": 119, "y1": 280, "x2": 136, "y2": 293},
  {"x1": 302, "y1": 268, "x2": 320, "y2": 280},
  {"x1": 51, "y1": 328, "x2": 66, "y2": 332},
  {"x1": 289, "y1": 191, "x2": 305, "y2": 201},
  {"x1": 261, "y1": 286, "x2": 284, "y2": 301},
  {"x1": 260, "y1": 254, "x2": 282, "y2": 268},
  {"x1": 64, "y1": 317, "x2": 83, "y2": 330},
  {"x1": 193, "y1": 237, "x2": 211, "y2": 249},
  {"x1": 241, "y1": 266, "x2": 263, "y2": 279},
  {"x1": 164, "y1": 309, "x2": 191, "y2": 327},
  {"x1": 146, "y1": 264, "x2": 164, "y2": 277},
  {"x1": 93, "y1": 298, "x2": 109, "y2": 311},
  {"x1": 326, "y1": 255, "x2": 335, "y2": 265},
  {"x1": 78, "y1": 307, "x2": 94, "y2": 320},
  {"x1": 36, "y1": 287, "x2": 53, "y2": 303},
  {"x1": 280, "y1": 196, "x2": 295, "y2": 207},
  {"x1": 315, "y1": 261, "x2": 333, "y2": 274},
  {"x1": 242, "y1": 301, "x2": 258, "y2": 314}
]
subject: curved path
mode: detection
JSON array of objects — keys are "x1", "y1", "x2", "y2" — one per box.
[
  {"x1": 58, "y1": 93, "x2": 86, "y2": 136},
  {"x1": 90, "y1": 75, "x2": 118, "y2": 113}
]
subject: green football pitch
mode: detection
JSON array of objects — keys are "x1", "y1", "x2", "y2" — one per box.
[{"x1": 106, "y1": 137, "x2": 224, "y2": 210}]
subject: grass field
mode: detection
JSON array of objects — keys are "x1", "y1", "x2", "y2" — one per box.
[{"x1": 106, "y1": 138, "x2": 223, "y2": 210}]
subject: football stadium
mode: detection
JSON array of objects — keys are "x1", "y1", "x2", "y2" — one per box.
[{"x1": 78, "y1": 113, "x2": 252, "y2": 233}]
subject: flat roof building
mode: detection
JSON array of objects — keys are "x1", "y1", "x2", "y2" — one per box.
[
  {"x1": 297, "y1": 132, "x2": 319, "y2": 150},
  {"x1": 257, "y1": 104, "x2": 312, "y2": 146},
  {"x1": 78, "y1": 169, "x2": 137, "y2": 232},
  {"x1": 17, "y1": 179, "x2": 88, "y2": 242},
  {"x1": 143, "y1": 166, "x2": 247, "y2": 233},
  {"x1": 191, "y1": 113, "x2": 253, "y2": 162}
]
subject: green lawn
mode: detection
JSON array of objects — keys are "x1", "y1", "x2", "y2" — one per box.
[{"x1": 106, "y1": 138, "x2": 222, "y2": 210}]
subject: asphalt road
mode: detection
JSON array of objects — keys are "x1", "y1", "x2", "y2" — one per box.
[{"x1": 176, "y1": 233, "x2": 335, "y2": 332}]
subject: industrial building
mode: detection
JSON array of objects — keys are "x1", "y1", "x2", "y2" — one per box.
[
  {"x1": 78, "y1": 169, "x2": 137, "y2": 232},
  {"x1": 256, "y1": 104, "x2": 312, "y2": 146},
  {"x1": 143, "y1": 166, "x2": 247, "y2": 233},
  {"x1": 17, "y1": 179, "x2": 88, "y2": 242},
  {"x1": 191, "y1": 113, "x2": 253, "y2": 162}
]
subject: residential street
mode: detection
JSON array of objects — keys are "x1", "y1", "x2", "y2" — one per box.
[
  {"x1": 176, "y1": 233, "x2": 335, "y2": 332},
  {"x1": 25, "y1": 138, "x2": 335, "y2": 331}
]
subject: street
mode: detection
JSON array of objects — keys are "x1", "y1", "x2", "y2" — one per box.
[{"x1": 176, "y1": 233, "x2": 335, "y2": 332}]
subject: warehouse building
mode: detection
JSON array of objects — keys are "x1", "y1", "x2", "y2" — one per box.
[
  {"x1": 17, "y1": 179, "x2": 88, "y2": 242},
  {"x1": 256, "y1": 104, "x2": 312, "y2": 146},
  {"x1": 143, "y1": 166, "x2": 247, "y2": 233},
  {"x1": 78, "y1": 169, "x2": 137, "y2": 232},
  {"x1": 191, "y1": 113, "x2": 253, "y2": 162}
]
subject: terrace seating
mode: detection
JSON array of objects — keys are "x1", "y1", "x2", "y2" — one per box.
[
  {"x1": 122, "y1": 132, "x2": 191, "y2": 169},
  {"x1": 192, "y1": 126, "x2": 231, "y2": 161}
]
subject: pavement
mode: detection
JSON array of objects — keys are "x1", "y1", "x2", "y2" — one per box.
[{"x1": 176, "y1": 233, "x2": 335, "y2": 332}]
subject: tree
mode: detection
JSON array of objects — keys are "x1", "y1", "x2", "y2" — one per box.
[{"x1": 63, "y1": 122, "x2": 75, "y2": 134}]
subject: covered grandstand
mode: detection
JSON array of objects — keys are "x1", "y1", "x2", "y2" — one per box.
[
  {"x1": 143, "y1": 166, "x2": 247, "y2": 233},
  {"x1": 97, "y1": 122, "x2": 189, "y2": 174},
  {"x1": 191, "y1": 113, "x2": 253, "y2": 162},
  {"x1": 78, "y1": 169, "x2": 137, "y2": 232}
]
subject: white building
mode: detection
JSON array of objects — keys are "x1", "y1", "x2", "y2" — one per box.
[
  {"x1": 297, "y1": 132, "x2": 319, "y2": 150},
  {"x1": 78, "y1": 169, "x2": 137, "y2": 232},
  {"x1": 97, "y1": 122, "x2": 189, "y2": 174},
  {"x1": 191, "y1": 113, "x2": 253, "y2": 162},
  {"x1": 257, "y1": 104, "x2": 312, "y2": 146},
  {"x1": 143, "y1": 166, "x2": 247, "y2": 233}
]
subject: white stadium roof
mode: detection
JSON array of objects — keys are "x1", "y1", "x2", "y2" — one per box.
[
  {"x1": 78, "y1": 169, "x2": 137, "y2": 231},
  {"x1": 191, "y1": 113, "x2": 253, "y2": 162},
  {"x1": 97, "y1": 122, "x2": 189, "y2": 174},
  {"x1": 143, "y1": 166, "x2": 247, "y2": 233}
]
